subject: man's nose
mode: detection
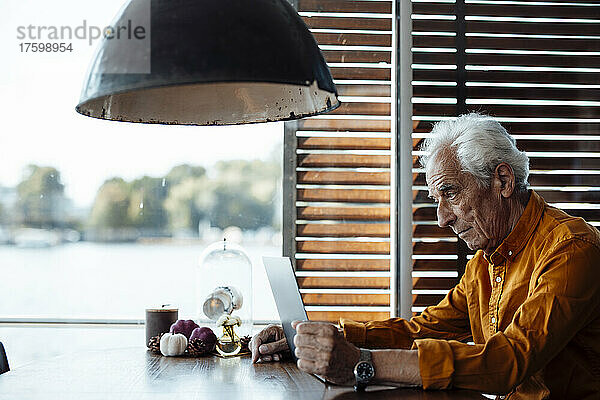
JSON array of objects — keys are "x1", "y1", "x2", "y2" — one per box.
[{"x1": 437, "y1": 202, "x2": 456, "y2": 228}]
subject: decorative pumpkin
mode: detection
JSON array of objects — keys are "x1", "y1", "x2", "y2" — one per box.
[
  {"x1": 170, "y1": 319, "x2": 199, "y2": 339},
  {"x1": 190, "y1": 327, "x2": 217, "y2": 352},
  {"x1": 160, "y1": 333, "x2": 188, "y2": 356}
]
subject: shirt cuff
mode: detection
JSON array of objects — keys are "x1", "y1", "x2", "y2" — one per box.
[
  {"x1": 339, "y1": 318, "x2": 366, "y2": 347},
  {"x1": 413, "y1": 338, "x2": 455, "y2": 390}
]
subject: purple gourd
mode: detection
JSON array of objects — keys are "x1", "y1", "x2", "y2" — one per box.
[
  {"x1": 169, "y1": 319, "x2": 199, "y2": 339},
  {"x1": 190, "y1": 327, "x2": 217, "y2": 352}
]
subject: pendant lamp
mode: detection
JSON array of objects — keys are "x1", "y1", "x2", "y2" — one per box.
[{"x1": 75, "y1": 0, "x2": 339, "y2": 125}]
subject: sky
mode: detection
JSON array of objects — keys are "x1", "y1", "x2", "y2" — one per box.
[{"x1": 0, "y1": 0, "x2": 283, "y2": 207}]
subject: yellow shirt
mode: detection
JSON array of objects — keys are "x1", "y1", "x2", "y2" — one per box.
[{"x1": 341, "y1": 191, "x2": 600, "y2": 399}]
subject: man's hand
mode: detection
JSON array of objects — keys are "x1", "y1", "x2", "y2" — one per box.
[
  {"x1": 292, "y1": 320, "x2": 360, "y2": 385},
  {"x1": 250, "y1": 324, "x2": 289, "y2": 363}
]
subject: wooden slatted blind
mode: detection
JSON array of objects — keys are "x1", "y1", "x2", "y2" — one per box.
[
  {"x1": 284, "y1": 0, "x2": 394, "y2": 322},
  {"x1": 412, "y1": 0, "x2": 600, "y2": 314}
]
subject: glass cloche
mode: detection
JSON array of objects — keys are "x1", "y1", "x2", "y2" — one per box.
[{"x1": 197, "y1": 239, "x2": 253, "y2": 354}]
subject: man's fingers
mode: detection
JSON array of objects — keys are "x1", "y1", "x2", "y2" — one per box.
[
  {"x1": 291, "y1": 320, "x2": 305, "y2": 330},
  {"x1": 251, "y1": 325, "x2": 286, "y2": 363},
  {"x1": 297, "y1": 358, "x2": 327, "y2": 376},
  {"x1": 261, "y1": 352, "x2": 284, "y2": 362},
  {"x1": 294, "y1": 333, "x2": 335, "y2": 351},
  {"x1": 294, "y1": 346, "x2": 328, "y2": 362},
  {"x1": 250, "y1": 327, "x2": 274, "y2": 363},
  {"x1": 296, "y1": 321, "x2": 339, "y2": 336},
  {"x1": 257, "y1": 325, "x2": 283, "y2": 342},
  {"x1": 250, "y1": 336, "x2": 263, "y2": 363},
  {"x1": 258, "y1": 337, "x2": 288, "y2": 355}
]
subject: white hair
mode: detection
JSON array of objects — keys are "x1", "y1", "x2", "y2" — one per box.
[{"x1": 420, "y1": 113, "x2": 530, "y2": 192}]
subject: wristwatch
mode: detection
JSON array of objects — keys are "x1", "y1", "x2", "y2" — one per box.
[{"x1": 353, "y1": 348, "x2": 375, "y2": 392}]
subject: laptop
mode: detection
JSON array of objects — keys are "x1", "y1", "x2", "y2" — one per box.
[
  {"x1": 262, "y1": 256, "x2": 413, "y2": 391},
  {"x1": 262, "y1": 256, "x2": 308, "y2": 360}
]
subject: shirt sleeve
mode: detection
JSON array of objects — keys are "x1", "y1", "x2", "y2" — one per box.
[
  {"x1": 340, "y1": 268, "x2": 472, "y2": 349},
  {"x1": 414, "y1": 238, "x2": 600, "y2": 393}
]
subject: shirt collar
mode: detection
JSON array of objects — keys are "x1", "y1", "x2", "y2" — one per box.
[{"x1": 486, "y1": 190, "x2": 545, "y2": 265}]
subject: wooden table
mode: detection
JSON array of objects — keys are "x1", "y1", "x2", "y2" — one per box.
[{"x1": 0, "y1": 347, "x2": 485, "y2": 399}]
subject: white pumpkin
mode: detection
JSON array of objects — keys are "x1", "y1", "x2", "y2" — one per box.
[{"x1": 160, "y1": 333, "x2": 188, "y2": 356}]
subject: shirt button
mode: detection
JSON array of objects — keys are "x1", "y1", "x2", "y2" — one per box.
[
  {"x1": 508, "y1": 250, "x2": 513, "y2": 256},
  {"x1": 496, "y1": 276, "x2": 502, "y2": 283},
  {"x1": 491, "y1": 317, "x2": 496, "y2": 324}
]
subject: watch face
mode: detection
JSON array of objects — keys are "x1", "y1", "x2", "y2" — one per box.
[{"x1": 356, "y1": 361, "x2": 375, "y2": 380}]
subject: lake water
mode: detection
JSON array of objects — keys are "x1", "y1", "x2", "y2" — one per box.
[{"x1": 0, "y1": 242, "x2": 281, "y2": 322}]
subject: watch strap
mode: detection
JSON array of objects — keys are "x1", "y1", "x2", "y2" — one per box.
[{"x1": 359, "y1": 348, "x2": 372, "y2": 363}]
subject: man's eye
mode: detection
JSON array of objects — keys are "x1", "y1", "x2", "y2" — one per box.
[{"x1": 444, "y1": 192, "x2": 456, "y2": 200}]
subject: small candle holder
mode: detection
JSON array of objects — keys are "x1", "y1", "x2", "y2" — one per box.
[{"x1": 145, "y1": 305, "x2": 178, "y2": 347}]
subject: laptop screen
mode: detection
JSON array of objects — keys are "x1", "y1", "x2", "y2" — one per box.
[{"x1": 262, "y1": 256, "x2": 308, "y2": 360}]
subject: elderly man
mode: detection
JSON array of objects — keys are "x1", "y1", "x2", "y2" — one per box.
[{"x1": 251, "y1": 113, "x2": 600, "y2": 399}]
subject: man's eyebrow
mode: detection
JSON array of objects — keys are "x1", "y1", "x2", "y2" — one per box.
[
  {"x1": 439, "y1": 183, "x2": 455, "y2": 192},
  {"x1": 428, "y1": 183, "x2": 458, "y2": 200}
]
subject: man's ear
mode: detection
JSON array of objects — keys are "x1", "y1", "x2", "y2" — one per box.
[{"x1": 494, "y1": 162, "x2": 515, "y2": 198}]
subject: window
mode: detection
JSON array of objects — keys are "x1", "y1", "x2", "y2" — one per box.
[
  {"x1": 1, "y1": 0, "x2": 283, "y2": 325},
  {"x1": 3, "y1": 0, "x2": 599, "y2": 361}
]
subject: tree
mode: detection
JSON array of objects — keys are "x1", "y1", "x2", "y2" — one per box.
[
  {"x1": 16, "y1": 165, "x2": 66, "y2": 228},
  {"x1": 163, "y1": 165, "x2": 211, "y2": 233},
  {"x1": 164, "y1": 175, "x2": 213, "y2": 233},
  {"x1": 208, "y1": 159, "x2": 280, "y2": 230},
  {"x1": 128, "y1": 176, "x2": 169, "y2": 230},
  {"x1": 87, "y1": 159, "x2": 281, "y2": 236},
  {"x1": 165, "y1": 164, "x2": 206, "y2": 186},
  {"x1": 89, "y1": 178, "x2": 132, "y2": 229},
  {"x1": 210, "y1": 184, "x2": 273, "y2": 230}
]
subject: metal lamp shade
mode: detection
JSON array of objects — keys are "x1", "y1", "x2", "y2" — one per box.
[{"x1": 76, "y1": 0, "x2": 340, "y2": 125}]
